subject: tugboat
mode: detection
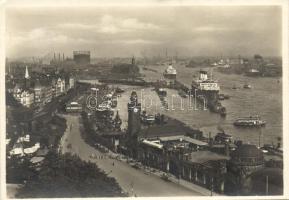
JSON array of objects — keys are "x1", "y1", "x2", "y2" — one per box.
[
  {"x1": 219, "y1": 106, "x2": 227, "y2": 117},
  {"x1": 233, "y1": 116, "x2": 266, "y2": 127}
]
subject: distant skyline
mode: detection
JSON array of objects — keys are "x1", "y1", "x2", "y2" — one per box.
[{"x1": 6, "y1": 6, "x2": 282, "y2": 59}]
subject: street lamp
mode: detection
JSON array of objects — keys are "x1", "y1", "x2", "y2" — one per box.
[{"x1": 210, "y1": 177, "x2": 213, "y2": 196}]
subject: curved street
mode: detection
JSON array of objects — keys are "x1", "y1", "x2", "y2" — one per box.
[{"x1": 59, "y1": 114, "x2": 203, "y2": 197}]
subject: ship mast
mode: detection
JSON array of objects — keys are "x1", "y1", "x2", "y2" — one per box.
[{"x1": 210, "y1": 68, "x2": 213, "y2": 80}]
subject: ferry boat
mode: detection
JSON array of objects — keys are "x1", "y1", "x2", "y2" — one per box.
[
  {"x1": 233, "y1": 116, "x2": 266, "y2": 127},
  {"x1": 245, "y1": 69, "x2": 261, "y2": 77},
  {"x1": 191, "y1": 70, "x2": 226, "y2": 115}
]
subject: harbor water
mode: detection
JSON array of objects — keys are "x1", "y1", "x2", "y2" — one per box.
[
  {"x1": 139, "y1": 64, "x2": 282, "y2": 147},
  {"x1": 80, "y1": 63, "x2": 282, "y2": 147}
]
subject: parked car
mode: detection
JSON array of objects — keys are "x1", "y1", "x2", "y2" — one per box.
[{"x1": 161, "y1": 173, "x2": 170, "y2": 182}]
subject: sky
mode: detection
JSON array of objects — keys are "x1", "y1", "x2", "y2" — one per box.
[{"x1": 6, "y1": 6, "x2": 282, "y2": 58}]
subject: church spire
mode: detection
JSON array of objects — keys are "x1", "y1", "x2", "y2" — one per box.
[{"x1": 25, "y1": 66, "x2": 30, "y2": 79}]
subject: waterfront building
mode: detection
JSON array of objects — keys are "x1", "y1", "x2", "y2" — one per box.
[
  {"x1": 226, "y1": 144, "x2": 265, "y2": 194},
  {"x1": 228, "y1": 144, "x2": 265, "y2": 177},
  {"x1": 137, "y1": 134, "x2": 228, "y2": 193}
]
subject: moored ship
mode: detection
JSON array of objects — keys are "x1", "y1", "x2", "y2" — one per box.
[
  {"x1": 233, "y1": 116, "x2": 266, "y2": 127},
  {"x1": 163, "y1": 64, "x2": 177, "y2": 80},
  {"x1": 191, "y1": 70, "x2": 226, "y2": 116},
  {"x1": 245, "y1": 69, "x2": 261, "y2": 77}
]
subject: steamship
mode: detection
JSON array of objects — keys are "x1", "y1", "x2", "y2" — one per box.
[
  {"x1": 233, "y1": 116, "x2": 266, "y2": 127},
  {"x1": 191, "y1": 70, "x2": 226, "y2": 116},
  {"x1": 163, "y1": 64, "x2": 177, "y2": 80}
]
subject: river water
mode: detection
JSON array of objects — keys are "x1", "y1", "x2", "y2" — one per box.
[{"x1": 139, "y1": 64, "x2": 282, "y2": 147}]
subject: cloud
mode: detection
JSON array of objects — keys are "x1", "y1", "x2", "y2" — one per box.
[
  {"x1": 105, "y1": 39, "x2": 162, "y2": 44},
  {"x1": 56, "y1": 15, "x2": 162, "y2": 34},
  {"x1": 6, "y1": 27, "x2": 69, "y2": 50},
  {"x1": 6, "y1": 7, "x2": 281, "y2": 58},
  {"x1": 194, "y1": 26, "x2": 231, "y2": 32},
  {"x1": 99, "y1": 15, "x2": 162, "y2": 33}
]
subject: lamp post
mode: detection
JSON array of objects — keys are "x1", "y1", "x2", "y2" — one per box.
[
  {"x1": 266, "y1": 175, "x2": 269, "y2": 195},
  {"x1": 210, "y1": 177, "x2": 214, "y2": 196}
]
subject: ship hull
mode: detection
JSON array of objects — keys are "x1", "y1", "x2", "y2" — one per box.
[
  {"x1": 191, "y1": 85, "x2": 218, "y2": 108},
  {"x1": 163, "y1": 73, "x2": 177, "y2": 80},
  {"x1": 191, "y1": 85, "x2": 226, "y2": 116}
]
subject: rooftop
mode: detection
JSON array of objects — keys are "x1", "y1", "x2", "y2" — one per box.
[
  {"x1": 159, "y1": 135, "x2": 207, "y2": 146},
  {"x1": 188, "y1": 151, "x2": 229, "y2": 164},
  {"x1": 231, "y1": 144, "x2": 263, "y2": 158},
  {"x1": 139, "y1": 117, "x2": 201, "y2": 139}
]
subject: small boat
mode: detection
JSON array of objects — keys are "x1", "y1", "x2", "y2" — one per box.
[
  {"x1": 220, "y1": 107, "x2": 227, "y2": 117},
  {"x1": 218, "y1": 94, "x2": 225, "y2": 100},
  {"x1": 232, "y1": 85, "x2": 237, "y2": 89},
  {"x1": 224, "y1": 94, "x2": 230, "y2": 99},
  {"x1": 219, "y1": 94, "x2": 230, "y2": 100},
  {"x1": 233, "y1": 116, "x2": 266, "y2": 127},
  {"x1": 219, "y1": 94, "x2": 225, "y2": 100},
  {"x1": 243, "y1": 84, "x2": 252, "y2": 89}
]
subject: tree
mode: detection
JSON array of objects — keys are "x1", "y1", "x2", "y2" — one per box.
[{"x1": 16, "y1": 152, "x2": 126, "y2": 198}]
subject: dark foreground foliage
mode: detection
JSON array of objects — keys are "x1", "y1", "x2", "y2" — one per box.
[{"x1": 16, "y1": 152, "x2": 126, "y2": 198}]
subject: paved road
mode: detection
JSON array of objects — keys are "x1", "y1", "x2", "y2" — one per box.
[{"x1": 60, "y1": 114, "x2": 202, "y2": 197}]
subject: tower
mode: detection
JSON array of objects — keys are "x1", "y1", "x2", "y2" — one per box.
[
  {"x1": 127, "y1": 91, "x2": 141, "y2": 158},
  {"x1": 127, "y1": 91, "x2": 141, "y2": 136},
  {"x1": 24, "y1": 66, "x2": 30, "y2": 89},
  {"x1": 131, "y1": 56, "x2": 135, "y2": 66},
  {"x1": 25, "y1": 66, "x2": 30, "y2": 79}
]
